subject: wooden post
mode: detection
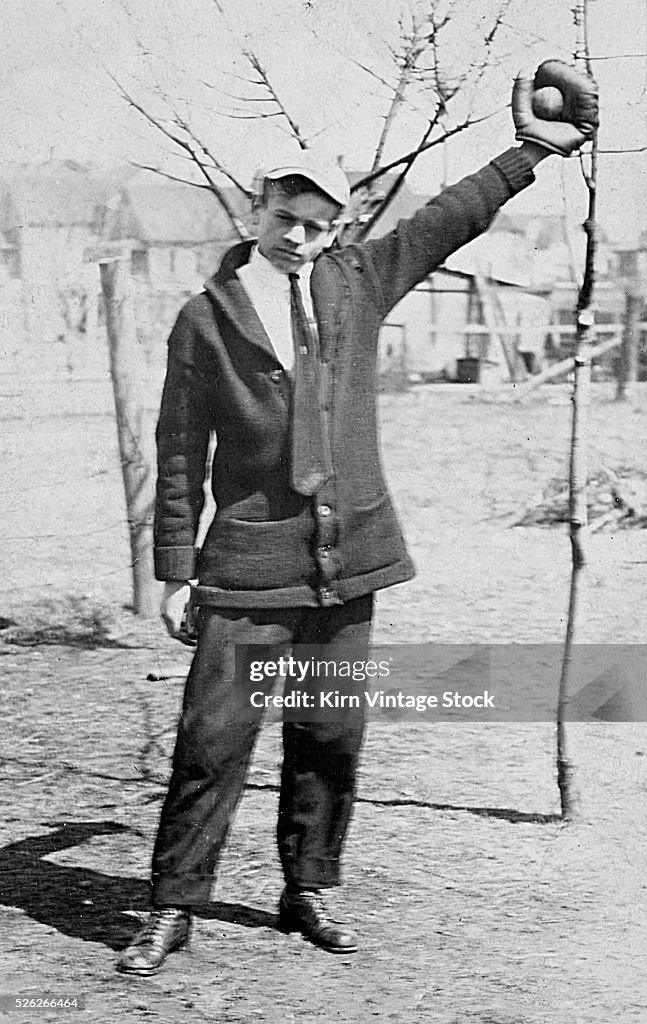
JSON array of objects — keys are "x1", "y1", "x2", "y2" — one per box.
[
  {"x1": 99, "y1": 258, "x2": 159, "y2": 618},
  {"x1": 616, "y1": 283, "x2": 641, "y2": 401}
]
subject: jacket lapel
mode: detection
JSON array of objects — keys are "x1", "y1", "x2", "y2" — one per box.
[
  {"x1": 204, "y1": 240, "x2": 279, "y2": 363},
  {"x1": 205, "y1": 242, "x2": 350, "y2": 366}
]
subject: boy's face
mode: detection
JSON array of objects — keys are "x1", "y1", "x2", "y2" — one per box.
[{"x1": 256, "y1": 188, "x2": 340, "y2": 274}]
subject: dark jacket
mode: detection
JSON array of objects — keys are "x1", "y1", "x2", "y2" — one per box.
[{"x1": 154, "y1": 148, "x2": 534, "y2": 608}]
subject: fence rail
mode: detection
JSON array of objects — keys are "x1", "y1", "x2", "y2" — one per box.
[
  {"x1": 429, "y1": 322, "x2": 647, "y2": 339},
  {"x1": 2, "y1": 321, "x2": 645, "y2": 422}
]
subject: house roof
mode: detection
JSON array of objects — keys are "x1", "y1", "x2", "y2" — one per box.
[
  {"x1": 0, "y1": 160, "x2": 246, "y2": 245},
  {"x1": 0, "y1": 160, "x2": 117, "y2": 231},
  {"x1": 104, "y1": 175, "x2": 251, "y2": 246}
]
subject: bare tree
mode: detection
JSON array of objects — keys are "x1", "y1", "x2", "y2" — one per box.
[
  {"x1": 107, "y1": 70, "x2": 253, "y2": 241},
  {"x1": 556, "y1": 0, "x2": 599, "y2": 820},
  {"x1": 73, "y1": 0, "x2": 515, "y2": 240},
  {"x1": 341, "y1": 0, "x2": 512, "y2": 240}
]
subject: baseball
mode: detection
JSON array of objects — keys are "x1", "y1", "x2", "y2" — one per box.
[{"x1": 532, "y1": 86, "x2": 564, "y2": 120}]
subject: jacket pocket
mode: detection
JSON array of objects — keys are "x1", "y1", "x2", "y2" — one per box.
[
  {"x1": 199, "y1": 514, "x2": 314, "y2": 589},
  {"x1": 338, "y1": 495, "x2": 407, "y2": 576}
]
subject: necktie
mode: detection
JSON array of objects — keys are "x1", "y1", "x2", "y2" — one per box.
[{"x1": 289, "y1": 273, "x2": 332, "y2": 496}]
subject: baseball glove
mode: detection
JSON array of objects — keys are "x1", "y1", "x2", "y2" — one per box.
[{"x1": 512, "y1": 59, "x2": 599, "y2": 156}]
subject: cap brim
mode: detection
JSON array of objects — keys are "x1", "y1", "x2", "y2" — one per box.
[{"x1": 264, "y1": 165, "x2": 349, "y2": 207}]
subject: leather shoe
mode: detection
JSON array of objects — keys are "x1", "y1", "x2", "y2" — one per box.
[
  {"x1": 116, "y1": 907, "x2": 191, "y2": 976},
  {"x1": 278, "y1": 888, "x2": 358, "y2": 953}
]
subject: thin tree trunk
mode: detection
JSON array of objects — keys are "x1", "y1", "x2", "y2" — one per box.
[
  {"x1": 556, "y1": 0, "x2": 598, "y2": 819},
  {"x1": 556, "y1": 332, "x2": 591, "y2": 818}
]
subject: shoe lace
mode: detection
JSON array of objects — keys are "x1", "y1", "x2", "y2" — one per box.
[
  {"x1": 136, "y1": 908, "x2": 186, "y2": 948},
  {"x1": 298, "y1": 890, "x2": 338, "y2": 922}
]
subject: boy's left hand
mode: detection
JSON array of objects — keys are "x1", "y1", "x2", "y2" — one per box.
[{"x1": 512, "y1": 59, "x2": 599, "y2": 156}]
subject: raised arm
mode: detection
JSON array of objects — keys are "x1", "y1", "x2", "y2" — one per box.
[
  {"x1": 353, "y1": 60, "x2": 598, "y2": 317},
  {"x1": 358, "y1": 146, "x2": 536, "y2": 317}
]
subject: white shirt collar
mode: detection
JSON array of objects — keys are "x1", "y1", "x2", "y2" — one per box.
[{"x1": 246, "y1": 244, "x2": 314, "y2": 288}]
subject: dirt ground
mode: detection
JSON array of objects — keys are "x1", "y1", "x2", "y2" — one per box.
[{"x1": 1, "y1": 380, "x2": 646, "y2": 1024}]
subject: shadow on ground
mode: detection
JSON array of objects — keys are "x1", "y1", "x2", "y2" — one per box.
[
  {"x1": 0, "y1": 822, "x2": 276, "y2": 951},
  {"x1": 245, "y1": 783, "x2": 561, "y2": 824}
]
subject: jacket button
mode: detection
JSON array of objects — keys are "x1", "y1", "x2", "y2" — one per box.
[
  {"x1": 317, "y1": 504, "x2": 332, "y2": 517},
  {"x1": 270, "y1": 369, "x2": 283, "y2": 382}
]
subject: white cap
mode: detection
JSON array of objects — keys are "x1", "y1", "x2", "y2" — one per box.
[{"x1": 264, "y1": 151, "x2": 350, "y2": 208}]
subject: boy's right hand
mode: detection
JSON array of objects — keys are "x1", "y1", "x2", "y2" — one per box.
[{"x1": 161, "y1": 581, "x2": 197, "y2": 646}]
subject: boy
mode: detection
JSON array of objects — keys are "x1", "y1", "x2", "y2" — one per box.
[{"x1": 117, "y1": 61, "x2": 597, "y2": 974}]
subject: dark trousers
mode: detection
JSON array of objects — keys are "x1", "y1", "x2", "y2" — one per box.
[{"x1": 151, "y1": 595, "x2": 373, "y2": 906}]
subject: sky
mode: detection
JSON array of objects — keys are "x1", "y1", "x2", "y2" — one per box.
[{"x1": 1, "y1": 0, "x2": 645, "y2": 244}]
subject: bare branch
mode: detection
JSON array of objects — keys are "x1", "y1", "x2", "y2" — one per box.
[
  {"x1": 355, "y1": 0, "x2": 513, "y2": 237},
  {"x1": 224, "y1": 112, "x2": 283, "y2": 120},
  {"x1": 586, "y1": 52, "x2": 647, "y2": 60},
  {"x1": 242, "y1": 50, "x2": 307, "y2": 148},
  {"x1": 598, "y1": 146, "x2": 647, "y2": 153},
  {"x1": 483, "y1": 0, "x2": 514, "y2": 49},
  {"x1": 370, "y1": 13, "x2": 429, "y2": 174},
  {"x1": 167, "y1": 107, "x2": 252, "y2": 195},
  {"x1": 106, "y1": 71, "x2": 251, "y2": 240},
  {"x1": 355, "y1": 118, "x2": 438, "y2": 242},
  {"x1": 197, "y1": 79, "x2": 277, "y2": 104},
  {"x1": 129, "y1": 164, "x2": 216, "y2": 190},
  {"x1": 352, "y1": 109, "x2": 501, "y2": 193},
  {"x1": 346, "y1": 57, "x2": 398, "y2": 95},
  {"x1": 210, "y1": 0, "x2": 307, "y2": 148}
]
